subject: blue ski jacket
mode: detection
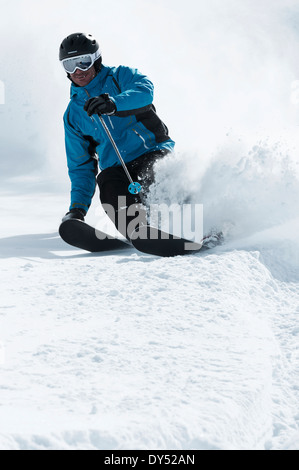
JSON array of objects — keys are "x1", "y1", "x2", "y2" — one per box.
[{"x1": 63, "y1": 64, "x2": 175, "y2": 212}]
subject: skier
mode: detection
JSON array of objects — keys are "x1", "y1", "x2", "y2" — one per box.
[{"x1": 59, "y1": 32, "x2": 175, "y2": 240}]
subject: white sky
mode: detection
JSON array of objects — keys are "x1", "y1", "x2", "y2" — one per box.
[{"x1": 1, "y1": 0, "x2": 299, "y2": 182}]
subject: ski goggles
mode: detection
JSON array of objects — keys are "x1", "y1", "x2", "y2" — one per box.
[{"x1": 61, "y1": 50, "x2": 101, "y2": 74}]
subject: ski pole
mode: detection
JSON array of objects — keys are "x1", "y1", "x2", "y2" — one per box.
[{"x1": 95, "y1": 113, "x2": 142, "y2": 195}]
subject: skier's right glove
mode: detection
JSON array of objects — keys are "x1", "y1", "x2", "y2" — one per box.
[
  {"x1": 84, "y1": 94, "x2": 116, "y2": 116},
  {"x1": 62, "y1": 208, "x2": 86, "y2": 222}
]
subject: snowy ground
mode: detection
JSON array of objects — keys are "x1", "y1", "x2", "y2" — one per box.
[{"x1": 0, "y1": 183, "x2": 298, "y2": 450}]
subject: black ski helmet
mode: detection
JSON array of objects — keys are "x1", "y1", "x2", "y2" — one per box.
[{"x1": 59, "y1": 32, "x2": 102, "y2": 74}]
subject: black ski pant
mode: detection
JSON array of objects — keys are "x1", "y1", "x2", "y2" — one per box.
[{"x1": 97, "y1": 149, "x2": 169, "y2": 239}]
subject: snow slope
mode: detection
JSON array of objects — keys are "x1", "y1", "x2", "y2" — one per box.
[
  {"x1": 0, "y1": 144, "x2": 298, "y2": 450},
  {"x1": 1, "y1": 0, "x2": 299, "y2": 452}
]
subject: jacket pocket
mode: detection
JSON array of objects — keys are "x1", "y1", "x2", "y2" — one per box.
[{"x1": 132, "y1": 128, "x2": 151, "y2": 150}]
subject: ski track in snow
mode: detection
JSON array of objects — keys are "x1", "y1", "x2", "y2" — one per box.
[{"x1": 0, "y1": 195, "x2": 298, "y2": 450}]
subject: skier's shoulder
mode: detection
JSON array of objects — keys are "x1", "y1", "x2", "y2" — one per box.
[
  {"x1": 108, "y1": 64, "x2": 148, "y2": 83},
  {"x1": 108, "y1": 64, "x2": 138, "y2": 74}
]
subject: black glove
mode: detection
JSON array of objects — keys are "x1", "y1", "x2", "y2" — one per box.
[
  {"x1": 62, "y1": 208, "x2": 86, "y2": 222},
  {"x1": 84, "y1": 93, "x2": 116, "y2": 116}
]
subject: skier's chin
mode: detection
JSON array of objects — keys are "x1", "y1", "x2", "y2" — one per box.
[
  {"x1": 71, "y1": 70, "x2": 95, "y2": 87},
  {"x1": 74, "y1": 76, "x2": 91, "y2": 86}
]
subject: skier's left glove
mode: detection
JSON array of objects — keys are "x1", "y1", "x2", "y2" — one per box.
[
  {"x1": 84, "y1": 93, "x2": 116, "y2": 116},
  {"x1": 62, "y1": 208, "x2": 86, "y2": 222}
]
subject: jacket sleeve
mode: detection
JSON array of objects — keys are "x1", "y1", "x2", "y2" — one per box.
[
  {"x1": 63, "y1": 112, "x2": 97, "y2": 212},
  {"x1": 111, "y1": 66, "x2": 154, "y2": 116}
]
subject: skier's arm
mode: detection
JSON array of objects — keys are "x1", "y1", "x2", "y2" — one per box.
[
  {"x1": 64, "y1": 114, "x2": 98, "y2": 213},
  {"x1": 111, "y1": 66, "x2": 154, "y2": 116}
]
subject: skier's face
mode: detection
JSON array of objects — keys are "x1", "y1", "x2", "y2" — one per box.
[{"x1": 70, "y1": 66, "x2": 96, "y2": 87}]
